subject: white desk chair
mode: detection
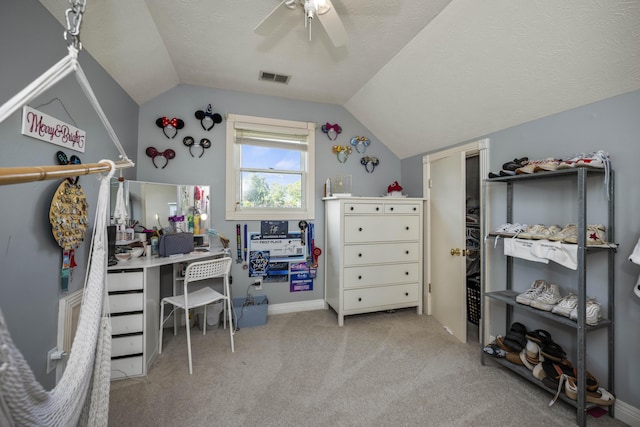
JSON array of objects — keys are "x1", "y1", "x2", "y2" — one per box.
[{"x1": 159, "y1": 257, "x2": 234, "y2": 374}]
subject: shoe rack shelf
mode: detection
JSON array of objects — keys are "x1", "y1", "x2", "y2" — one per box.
[{"x1": 480, "y1": 167, "x2": 615, "y2": 427}]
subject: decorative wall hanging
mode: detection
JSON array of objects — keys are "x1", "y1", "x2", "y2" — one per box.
[
  {"x1": 182, "y1": 136, "x2": 212, "y2": 158},
  {"x1": 350, "y1": 136, "x2": 371, "y2": 153},
  {"x1": 56, "y1": 150, "x2": 82, "y2": 184},
  {"x1": 49, "y1": 179, "x2": 88, "y2": 293},
  {"x1": 194, "y1": 104, "x2": 223, "y2": 131},
  {"x1": 155, "y1": 116, "x2": 184, "y2": 139},
  {"x1": 145, "y1": 146, "x2": 176, "y2": 169},
  {"x1": 360, "y1": 156, "x2": 380, "y2": 173},
  {"x1": 22, "y1": 106, "x2": 86, "y2": 153},
  {"x1": 331, "y1": 145, "x2": 352, "y2": 163},
  {"x1": 321, "y1": 123, "x2": 342, "y2": 141}
]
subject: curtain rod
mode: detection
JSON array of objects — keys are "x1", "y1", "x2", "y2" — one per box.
[{"x1": 0, "y1": 159, "x2": 134, "y2": 185}]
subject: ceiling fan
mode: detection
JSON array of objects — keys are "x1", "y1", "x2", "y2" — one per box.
[{"x1": 254, "y1": 0, "x2": 348, "y2": 47}]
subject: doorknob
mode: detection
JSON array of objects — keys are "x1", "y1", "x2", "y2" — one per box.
[{"x1": 450, "y1": 248, "x2": 461, "y2": 256}]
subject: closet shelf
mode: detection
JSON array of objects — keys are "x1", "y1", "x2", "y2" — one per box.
[{"x1": 485, "y1": 290, "x2": 612, "y2": 330}]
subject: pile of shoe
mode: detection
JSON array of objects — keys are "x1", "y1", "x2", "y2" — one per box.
[
  {"x1": 485, "y1": 322, "x2": 615, "y2": 407},
  {"x1": 516, "y1": 223, "x2": 607, "y2": 245},
  {"x1": 487, "y1": 157, "x2": 529, "y2": 178},
  {"x1": 515, "y1": 280, "x2": 602, "y2": 325},
  {"x1": 487, "y1": 151, "x2": 610, "y2": 178}
]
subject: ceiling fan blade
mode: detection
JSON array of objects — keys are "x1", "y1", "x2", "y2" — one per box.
[
  {"x1": 316, "y1": 0, "x2": 347, "y2": 47},
  {"x1": 254, "y1": 0, "x2": 292, "y2": 36}
]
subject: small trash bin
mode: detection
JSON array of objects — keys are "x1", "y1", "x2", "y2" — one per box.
[{"x1": 197, "y1": 300, "x2": 224, "y2": 330}]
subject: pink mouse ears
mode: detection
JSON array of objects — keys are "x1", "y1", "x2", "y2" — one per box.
[
  {"x1": 156, "y1": 116, "x2": 185, "y2": 139},
  {"x1": 321, "y1": 123, "x2": 342, "y2": 141},
  {"x1": 183, "y1": 136, "x2": 212, "y2": 158},
  {"x1": 146, "y1": 146, "x2": 176, "y2": 169},
  {"x1": 194, "y1": 104, "x2": 223, "y2": 131}
]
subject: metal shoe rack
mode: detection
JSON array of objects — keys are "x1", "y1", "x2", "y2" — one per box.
[{"x1": 480, "y1": 167, "x2": 615, "y2": 427}]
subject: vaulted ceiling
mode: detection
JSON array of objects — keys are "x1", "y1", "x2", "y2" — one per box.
[{"x1": 39, "y1": 0, "x2": 640, "y2": 159}]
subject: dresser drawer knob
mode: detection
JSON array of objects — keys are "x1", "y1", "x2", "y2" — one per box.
[
  {"x1": 405, "y1": 292, "x2": 409, "y2": 296},
  {"x1": 405, "y1": 250, "x2": 410, "y2": 254},
  {"x1": 406, "y1": 226, "x2": 410, "y2": 230},
  {"x1": 358, "y1": 227, "x2": 363, "y2": 232},
  {"x1": 376, "y1": 207, "x2": 379, "y2": 211},
  {"x1": 413, "y1": 207, "x2": 417, "y2": 211},
  {"x1": 405, "y1": 271, "x2": 409, "y2": 275},
  {"x1": 390, "y1": 207, "x2": 394, "y2": 211},
  {"x1": 350, "y1": 206, "x2": 354, "y2": 211},
  {"x1": 358, "y1": 297, "x2": 362, "y2": 302},
  {"x1": 358, "y1": 275, "x2": 362, "y2": 280},
  {"x1": 358, "y1": 253, "x2": 362, "y2": 257}
]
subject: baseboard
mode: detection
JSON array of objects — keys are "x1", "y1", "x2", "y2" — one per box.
[
  {"x1": 615, "y1": 399, "x2": 640, "y2": 427},
  {"x1": 268, "y1": 299, "x2": 325, "y2": 315}
]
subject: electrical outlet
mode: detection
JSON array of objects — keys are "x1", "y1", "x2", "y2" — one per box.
[{"x1": 253, "y1": 278, "x2": 263, "y2": 291}]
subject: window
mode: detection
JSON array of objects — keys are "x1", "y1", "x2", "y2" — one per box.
[{"x1": 225, "y1": 114, "x2": 315, "y2": 220}]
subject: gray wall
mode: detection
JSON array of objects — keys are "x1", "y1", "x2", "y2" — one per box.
[
  {"x1": 0, "y1": 0, "x2": 139, "y2": 389},
  {"x1": 401, "y1": 88, "x2": 640, "y2": 409},
  {"x1": 136, "y1": 85, "x2": 401, "y2": 304}
]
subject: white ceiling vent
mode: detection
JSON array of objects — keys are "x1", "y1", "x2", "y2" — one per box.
[{"x1": 259, "y1": 71, "x2": 291, "y2": 84}]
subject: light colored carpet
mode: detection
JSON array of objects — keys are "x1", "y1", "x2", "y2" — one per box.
[{"x1": 109, "y1": 308, "x2": 626, "y2": 426}]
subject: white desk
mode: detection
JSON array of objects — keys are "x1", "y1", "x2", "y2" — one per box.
[{"x1": 107, "y1": 250, "x2": 226, "y2": 379}]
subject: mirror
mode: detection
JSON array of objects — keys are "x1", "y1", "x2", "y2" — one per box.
[{"x1": 110, "y1": 180, "x2": 210, "y2": 235}]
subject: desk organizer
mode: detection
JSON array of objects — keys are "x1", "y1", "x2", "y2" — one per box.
[{"x1": 232, "y1": 296, "x2": 268, "y2": 328}]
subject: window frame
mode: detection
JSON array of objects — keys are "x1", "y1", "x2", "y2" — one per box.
[{"x1": 225, "y1": 114, "x2": 315, "y2": 221}]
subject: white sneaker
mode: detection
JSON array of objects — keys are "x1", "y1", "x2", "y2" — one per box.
[
  {"x1": 516, "y1": 280, "x2": 547, "y2": 306},
  {"x1": 551, "y1": 293, "x2": 578, "y2": 318},
  {"x1": 570, "y1": 297, "x2": 602, "y2": 325},
  {"x1": 530, "y1": 283, "x2": 562, "y2": 311}
]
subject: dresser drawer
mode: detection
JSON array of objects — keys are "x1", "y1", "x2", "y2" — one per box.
[
  {"x1": 344, "y1": 215, "x2": 420, "y2": 243},
  {"x1": 344, "y1": 203, "x2": 383, "y2": 214},
  {"x1": 111, "y1": 334, "x2": 143, "y2": 358},
  {"x1": 344, "y1": 263, "x2": 420, "y2": 288},
  {"x1": 344, "y1": 242, "x2": 420, "y2": 266},
  {"x1": 109, "y1": 292, "x2": 144, "y2": 314},
  {"x1": 111, "y1": 356, "x2": 143, "y2": 380},
  {"x1": 384, "y1": 203, "x2": 421, "y2": 214},
  {"x1": 107, "y1": 270, "x2": 143, "y2": 292},
  {"x1": 344, "y1": 283, "x2": 420, "y2": 310},
  {"x1": 111, "y1": 313, "x2": 144, "y2": 335}
]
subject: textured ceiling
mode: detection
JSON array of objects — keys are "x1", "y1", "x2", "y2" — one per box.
[{"x1": 38, "y1": 0, "x2": 640, "y2": 159}]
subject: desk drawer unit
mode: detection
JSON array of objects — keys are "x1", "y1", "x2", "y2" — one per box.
[{"x1": 324, "y1": 197, "x2": 424, "y2": 326}]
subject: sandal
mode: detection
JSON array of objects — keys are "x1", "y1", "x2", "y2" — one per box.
[
  {"x1": 540, "y1": 342, "x2": 567, "y2": 363},
  {"x1": 564, "y1": 376, "x2": 615, "y2": 406},
  {"x1": 483, "y1": 342, "x2": 507, "y2": 358},
  {"x1": 503, "y1": 322, "x2": 528, "y2": 352}
]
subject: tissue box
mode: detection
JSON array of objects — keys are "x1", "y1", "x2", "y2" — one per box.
[{"x1": 232, "y1": 296, "x2": 268, "y2": 328}]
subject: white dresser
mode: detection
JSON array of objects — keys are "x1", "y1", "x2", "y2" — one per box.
[{"x1": 324, "y1": 197, "x2": 424, "y2": 326}]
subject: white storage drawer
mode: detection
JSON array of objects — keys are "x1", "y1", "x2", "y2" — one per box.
[
  {"x1": 111, "y1": 356, "x2": 143, "y2": 380},
  {"x1": 384, "y1": 203, "x2": 421, "y2": 214},
  {"x1": 110, "y1": 313, "x2": 144, "y2": 335},
  {"x1": 344, "y1": 283, "x2": 420, "y2": 310},
  {"x1": 344, "y1": 203, "x2": 383, "y2": 214},
  {"x1": 107, "y1": 270, "x2": 143, "y2": 292},
  {"x1": 344, "y1": 216, "x2": 420, "y2": 243},
  {"x1": 344, "y1": 263, "x2": 420, "y2": 288},
  {"x1": 111, "y1": 334, "x2": 143, "y2": 358},
  {"x1": 108, "y1": 292, "x2": 144, "y2": 314},
  {"x1": 344, "y1": 242, "x2": 420, "y2": 266}
]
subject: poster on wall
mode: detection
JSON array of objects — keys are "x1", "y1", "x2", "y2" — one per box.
[
  {"x1": 290, "y1": 261, "x2": 313, "y2": 292},
  {"x1": 264, "y1": 261, "x2": 289, "y2": 283},
  {"x1": 249, "y1": 232, "x2": 304, "y2": 260},
  {"x1": 249, "y1": 250, "x2": 270, "y2": 277},
  {"x1": 21, "y1": 106, "x2": 86, "y2": 153}
]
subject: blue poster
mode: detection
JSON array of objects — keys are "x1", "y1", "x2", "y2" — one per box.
[{"x1": 290, "y1": 262, "x2": 313, "y2": 292}]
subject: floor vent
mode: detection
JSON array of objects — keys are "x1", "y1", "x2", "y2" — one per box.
[{"x1": 259, "y1": 71, "x2": 291, "y2": 84}]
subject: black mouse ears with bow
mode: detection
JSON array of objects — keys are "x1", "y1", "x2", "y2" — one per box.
[
  {"x1": 183, "y1": 136, "x2": 212, "y2": 158},
  {"x1": 194, "y1": 104, "x2": 223, "y2": 131},
  {"x1": 156, "y1": 116, "x2": 185, "y2": 139}
]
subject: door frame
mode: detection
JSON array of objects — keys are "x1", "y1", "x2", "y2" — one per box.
[{"x1": 422, "y1": 139, "x2": 490, "y2": 322}]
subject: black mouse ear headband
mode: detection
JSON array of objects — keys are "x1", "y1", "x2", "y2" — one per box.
[
  {"x1": 183, "y1": 136, "x2": 212, "y2": 158},
  {"x1": 194, "y1": 104, "x2": 223, "y2": 131},
  {"x1": 155, "y1": 116, "x2": 185, "y2": 139},
  {"x1": 321, "y1": 123, "x2": 342, "y2": 141},
  {"x1": 146, "y1": 146, "x2": 176, "y2": 169},
  {"x1": 360, "y1": 156, "x2": 380, "y2": 173},
  {"x1": 56, "y1": 151, "x2": 82, "y2": 184}
]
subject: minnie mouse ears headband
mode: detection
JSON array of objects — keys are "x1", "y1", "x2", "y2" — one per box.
[
  {"x1": 183, "y1": 136, "x2": 212, "y2": 158},
  {"x1": 360, "y1": 156, "x2": 380, "y2": 173},
  {"x1": 350, "y1": 136, "x2": 371, "y2": 153},
  {"x1": 321, "y1": 123, "x2": 342, "y2": 141},
  {"x1": 194, "y1": 104, "x2": 222, "y2": 131},
  {"x1": 146, "y1": 146, "x2": 176, "y2": 169},
  {"x1": 156, "y1": 116, "x2": 185, "y2": 139}
]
